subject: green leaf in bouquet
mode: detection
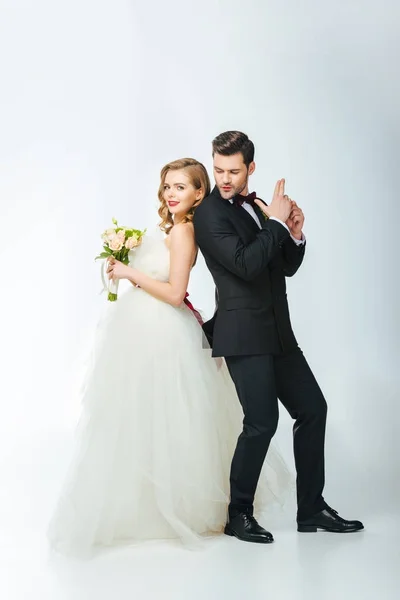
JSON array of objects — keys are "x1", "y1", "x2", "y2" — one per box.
[
  {"x1": 112, "y1": 217, "x2": 118, "y2": 226},
  {"x1": 103, "y1": 245, "x2": 113, "y2": 254},
  {"x1": 120, "y1": 249, "x2": 130, "y2": 264},
  {"x1": 132, "y1": 228, "x2": 145, "y2": 237},
  {"x1": 95, "y1": 252, "x2": 111, "y2": 260}
]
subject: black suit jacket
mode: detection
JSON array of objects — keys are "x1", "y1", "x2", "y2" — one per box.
[{"x1": 193, "y1": 186, "x2": 305, "y2": 357}]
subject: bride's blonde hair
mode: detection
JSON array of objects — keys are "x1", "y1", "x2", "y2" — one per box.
[{"x1": 158, "y1": 158, "x2": 211, "y2": 235}]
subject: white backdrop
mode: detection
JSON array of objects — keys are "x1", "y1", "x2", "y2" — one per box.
[{"x1": 1, "y1": 0, "x2": 399, "y2": 544}]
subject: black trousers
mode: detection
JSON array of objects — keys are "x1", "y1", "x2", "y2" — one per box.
[{"x1": 225, "y1": 347, "x2": 328, "y2": 521}]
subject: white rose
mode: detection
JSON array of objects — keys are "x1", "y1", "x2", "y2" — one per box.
[
  {"x1": 102, "y1": 228, "x2": 116, "y2": 241},
  {"x1": 125, "y1": 235, "x2": 140, "y2": 249},
  {"x1": 109, "y1": 237, "x2": 124, "y2": 251}
]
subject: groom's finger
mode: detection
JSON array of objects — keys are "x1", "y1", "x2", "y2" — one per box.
[
  {"x1": 291, "y1": 210, "x2": 302, "y2": 223},
  {"x1": 254, "y1": 199, "x2": 269, "y2": 214},
  {"x1": 273, "y1": 179, "x2": 283, "y2": 199},
  {"x1": 290, "y1": 208, "x2": 301, "y2": 217}
]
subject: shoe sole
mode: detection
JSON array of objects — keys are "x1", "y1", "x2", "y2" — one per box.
[
  {"x1": 224, "y1": 525, "x2": 274, "y2": 544},
  {"x1": 297, "y1": 524, "x2": 365, "y2": 533}
]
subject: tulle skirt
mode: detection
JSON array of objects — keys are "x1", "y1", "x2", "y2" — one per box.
[{"x1": 48, "y1": 285, "x2": 292, "y2": 557}]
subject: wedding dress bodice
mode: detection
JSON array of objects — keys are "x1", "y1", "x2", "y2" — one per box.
[{"x1": 129, "y1": 235, "x2": 170, "y2": 282}]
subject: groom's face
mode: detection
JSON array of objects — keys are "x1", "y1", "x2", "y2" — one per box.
[{"x1": 213, "y1": 152, "x2": 255, "y2": 200}]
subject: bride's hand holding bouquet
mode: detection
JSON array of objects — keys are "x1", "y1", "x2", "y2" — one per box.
[
  {"x1": 96, "y1": 218, "x2": 145, "y2": 301},
  {"x1": 106, "y1": 257, "x2": 131, "y2": 282}
]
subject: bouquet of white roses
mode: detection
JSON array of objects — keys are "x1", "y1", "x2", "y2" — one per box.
[{"x1": 96, "y1": 218, "x2": 146, "y2": 301}]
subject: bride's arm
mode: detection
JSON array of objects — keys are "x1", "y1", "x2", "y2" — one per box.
[{"x1": 112, "y1": 223, "x2": 196, "y2": 307}]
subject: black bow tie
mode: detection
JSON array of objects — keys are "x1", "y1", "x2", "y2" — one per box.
[{"x1": 232, "y1": 191, "x2": 257, "y2": 207}]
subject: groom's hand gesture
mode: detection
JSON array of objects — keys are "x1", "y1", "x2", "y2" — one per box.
[
  {"x1": 255, "y1": 179, "x2": 292, "y2": 223},
  {"x1": 286, "y1": 201, "x2": 305, "y2": 240}
]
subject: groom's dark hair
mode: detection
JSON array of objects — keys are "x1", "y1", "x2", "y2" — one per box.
[{"x1": 212, "y1": 131, "x2": 255, "y2": 168}]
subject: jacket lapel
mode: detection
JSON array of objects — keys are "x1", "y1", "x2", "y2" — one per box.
[
  {"x1": 234, "y1": 204, "x2": 261, "y2": 232},
  {"x1": 253, "y1": 203, "x2": 264, "y2": 224},
  {"x1": 211, "y1": 187, "x2": 261, "y2": 234}
]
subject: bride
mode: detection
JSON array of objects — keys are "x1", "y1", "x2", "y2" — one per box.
[{"x1": 47, "y1": 158, "x2": 292, "y2": 557}]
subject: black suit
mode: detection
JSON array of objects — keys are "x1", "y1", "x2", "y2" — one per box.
[{"x1": 194, "y1": 187, "x2": 327, "y2": 520}]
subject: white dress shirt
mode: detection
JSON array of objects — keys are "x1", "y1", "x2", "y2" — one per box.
[{"x1": 229, "y1": 199, "x2": 306, "y2": 245}]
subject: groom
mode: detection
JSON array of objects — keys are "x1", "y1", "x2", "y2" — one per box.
[{"x1": 193, "y1": 131, "x2": 363, "y2": 543}]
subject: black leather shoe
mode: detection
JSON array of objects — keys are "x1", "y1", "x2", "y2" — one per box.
[
  {"x1": 297, "y1": 506, "x2": 364, "y2": 533},
  {"x1": 224, "y1": 513, "x2": 274, "y2": 544}
]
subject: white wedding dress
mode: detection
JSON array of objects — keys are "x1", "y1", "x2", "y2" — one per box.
[{"x1": 48, "y1": 233, "x2": 292, "y2": 557}]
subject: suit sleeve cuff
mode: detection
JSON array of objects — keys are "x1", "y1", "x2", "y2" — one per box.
[
  {"x1": 290, "y1": 233, "x2": 306, "y2": 246},
  {"x1": 269, "y1": 216, "x2": 289, "y2": 233}
]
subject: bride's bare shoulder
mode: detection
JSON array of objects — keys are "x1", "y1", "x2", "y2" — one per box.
[{"x1": 169, "y1": 222, "x2": 195, "y2": 244}]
